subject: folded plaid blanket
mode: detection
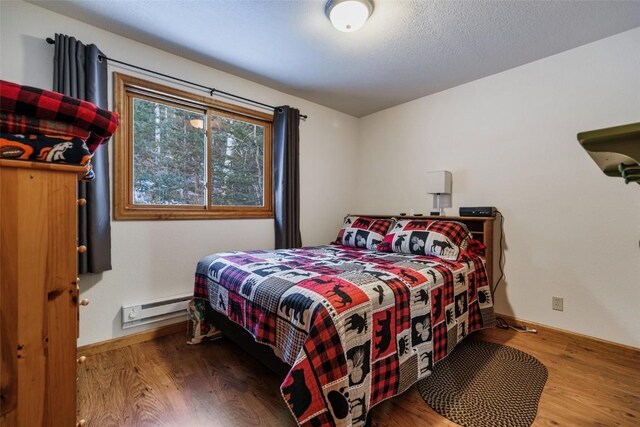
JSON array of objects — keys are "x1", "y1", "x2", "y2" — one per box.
[
  {"x1": 0, "y1": 112, "x2": 90, "y2": 140},
  {"x1": 0, "y1": 80, "x2": 118, "y2": 153}
]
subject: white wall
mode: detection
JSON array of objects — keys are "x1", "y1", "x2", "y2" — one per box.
[
  {"x1": 357, "y1": 28, "x2": 640, "y2": 347},
  {"x1": 1, "y1": 0, "x2": 359, "y2": 346}
]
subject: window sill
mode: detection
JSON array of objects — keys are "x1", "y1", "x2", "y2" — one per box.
[{"x1": 114, "y1": 206, "x2": 274, "y2": 220}]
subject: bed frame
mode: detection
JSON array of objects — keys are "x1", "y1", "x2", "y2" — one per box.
[{"x1": 205, "y1": 214, "x2": 496, "y2": 424}]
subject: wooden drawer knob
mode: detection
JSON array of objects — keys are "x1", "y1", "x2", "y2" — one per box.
[
  {"x1": 77, "y1": 420, "x2": 87, "y2": 427},
  {"x1": 80, "y1": 299, "x2": 90, "y2": 306},
  {"x1": 77, "y1": 198, "x2": 87, "y2": 206},
  {"x1": 77, "y1": 245, "x2": 87, "y2": 253},
  {"x1": 77, "y1": 356, "x2": 87, "y2": 364}
]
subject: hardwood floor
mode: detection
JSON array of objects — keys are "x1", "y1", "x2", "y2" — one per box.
[{"x1": 77, "y1": 326, "x2": 640, "y2": 426}]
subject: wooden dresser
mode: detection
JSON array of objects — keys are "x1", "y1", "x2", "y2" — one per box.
[{"x1": 1, "y1": 160, "x2": 88, "y2": 426}]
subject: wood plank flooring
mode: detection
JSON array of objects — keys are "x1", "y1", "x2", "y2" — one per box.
[{"x1": 77, "y1": 326, "x2": 640, "y2": 426}]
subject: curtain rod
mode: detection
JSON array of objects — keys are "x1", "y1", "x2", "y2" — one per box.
[{"x1": 45, "y1": 37, "x2": 307, "y2": 120}]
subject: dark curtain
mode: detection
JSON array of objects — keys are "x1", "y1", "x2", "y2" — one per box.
[
  {"x1": 53, "y1": 33, "x2": 112, "y2": 273},
  {"x1": 273, "y1": 106, "x2": 302, "y2": 249}
]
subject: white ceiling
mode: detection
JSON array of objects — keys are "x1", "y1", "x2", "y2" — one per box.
[{"x1": 28, "y1": 0, "x2": 640, "y2": 117}]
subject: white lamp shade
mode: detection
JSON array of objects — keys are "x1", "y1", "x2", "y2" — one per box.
[
  {"x1": 326, "y1": 0, "x2": 373, "y2": 32},
  {"x1": 426, "y1": 170, "x2": 452, "y2": 194}
]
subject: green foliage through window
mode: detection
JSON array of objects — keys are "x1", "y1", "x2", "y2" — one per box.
[
  {"x1": 210, "y1": 115, "x2": 264, "y2": 207},
  {"x1": 115, "y1": 73, "x2": 273, "y2": 220},
  {"x1": 132, "y1": 98, "x2": 206, "y2": 205}
]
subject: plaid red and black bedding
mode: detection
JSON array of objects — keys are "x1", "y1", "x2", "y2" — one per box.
[
  {"x1": 0, "y1": 111, "x2": 92, "y2": 141},
  {"x1": 191, "y1": 245, "x2": 495, "y2": 427},
  {"x1": 0, "y1": 80, "x2": 119, "y2": 153}
]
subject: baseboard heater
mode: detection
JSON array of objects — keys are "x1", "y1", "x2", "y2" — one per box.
[{"x1": 121, "y1": 294, "x2": 191, "y2": 329}]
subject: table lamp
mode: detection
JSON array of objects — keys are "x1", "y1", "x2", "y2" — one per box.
[{"x1": 426, "y1": 170, "x2": 452, "y2": 216}]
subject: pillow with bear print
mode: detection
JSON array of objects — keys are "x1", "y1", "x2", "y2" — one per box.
[
  {"x1": 333, "y1": 216, "x2": 396, "y2": 251},
  {"x1": 378, "y1": 219, "x2": 472, "y2": 260}
]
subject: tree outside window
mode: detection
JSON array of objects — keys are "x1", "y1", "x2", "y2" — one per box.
[{"x1": 114, "y1": 73, "x2": 273, "y2": 220}]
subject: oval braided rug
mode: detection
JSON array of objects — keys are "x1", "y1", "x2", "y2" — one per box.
[{"x1": 418, "y1": 339, "x2": 548, "y2": 427}]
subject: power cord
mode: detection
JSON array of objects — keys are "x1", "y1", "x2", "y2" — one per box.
[
  {"x1": 491, "y1": 209, "x2": 505, "y2": 297},
  {"x1": 490, "y1": 213, "x2": 537, "y2": 334},
  {"x1": 495, "y1": 316, "x2": 537, "y2": 333}
]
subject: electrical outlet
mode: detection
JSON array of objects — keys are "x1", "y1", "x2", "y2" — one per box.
[{"x1": 552, "y1": 296, "x2": 563, "y2": 311}]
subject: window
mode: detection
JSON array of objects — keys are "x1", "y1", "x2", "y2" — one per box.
[{"x1": 114, "y1": 73, "x2": 273, "y2": 219}]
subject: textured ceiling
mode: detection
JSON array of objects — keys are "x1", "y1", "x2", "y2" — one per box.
[{"x1": 27, "y1": 0, "x2": 640, "y2": 117}]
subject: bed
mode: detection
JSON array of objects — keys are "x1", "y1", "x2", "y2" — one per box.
[{"x1": 188, "y1": 215, "x2": 496, "y2": 427}]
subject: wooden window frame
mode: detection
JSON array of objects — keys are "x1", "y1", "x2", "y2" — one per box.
[{"x1": 113, "y1": 73, "x2": 273, "y2": 220}]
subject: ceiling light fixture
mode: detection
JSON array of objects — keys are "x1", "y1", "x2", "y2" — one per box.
[
  {"x1": 325, "y1": 0, "x2": 374, "y2": 33},
  {"x1": 189, "y1": 119, "x2": 204, "y2": 129}
]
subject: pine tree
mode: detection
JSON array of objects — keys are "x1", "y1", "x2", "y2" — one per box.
[
  {"x1": 132, "y1": 98, "x2": 205, "y2": 205},
  {"x1": 211, "y1": 115, "x2": 264, "y2": 207},
  {"x1": 132, "y1": 98, "x2": 264, "y2": 207}
]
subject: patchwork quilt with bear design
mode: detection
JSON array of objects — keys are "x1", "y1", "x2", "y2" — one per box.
[{"x1": 191, "y1": 245, "x2": 495, "y2": 426}]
